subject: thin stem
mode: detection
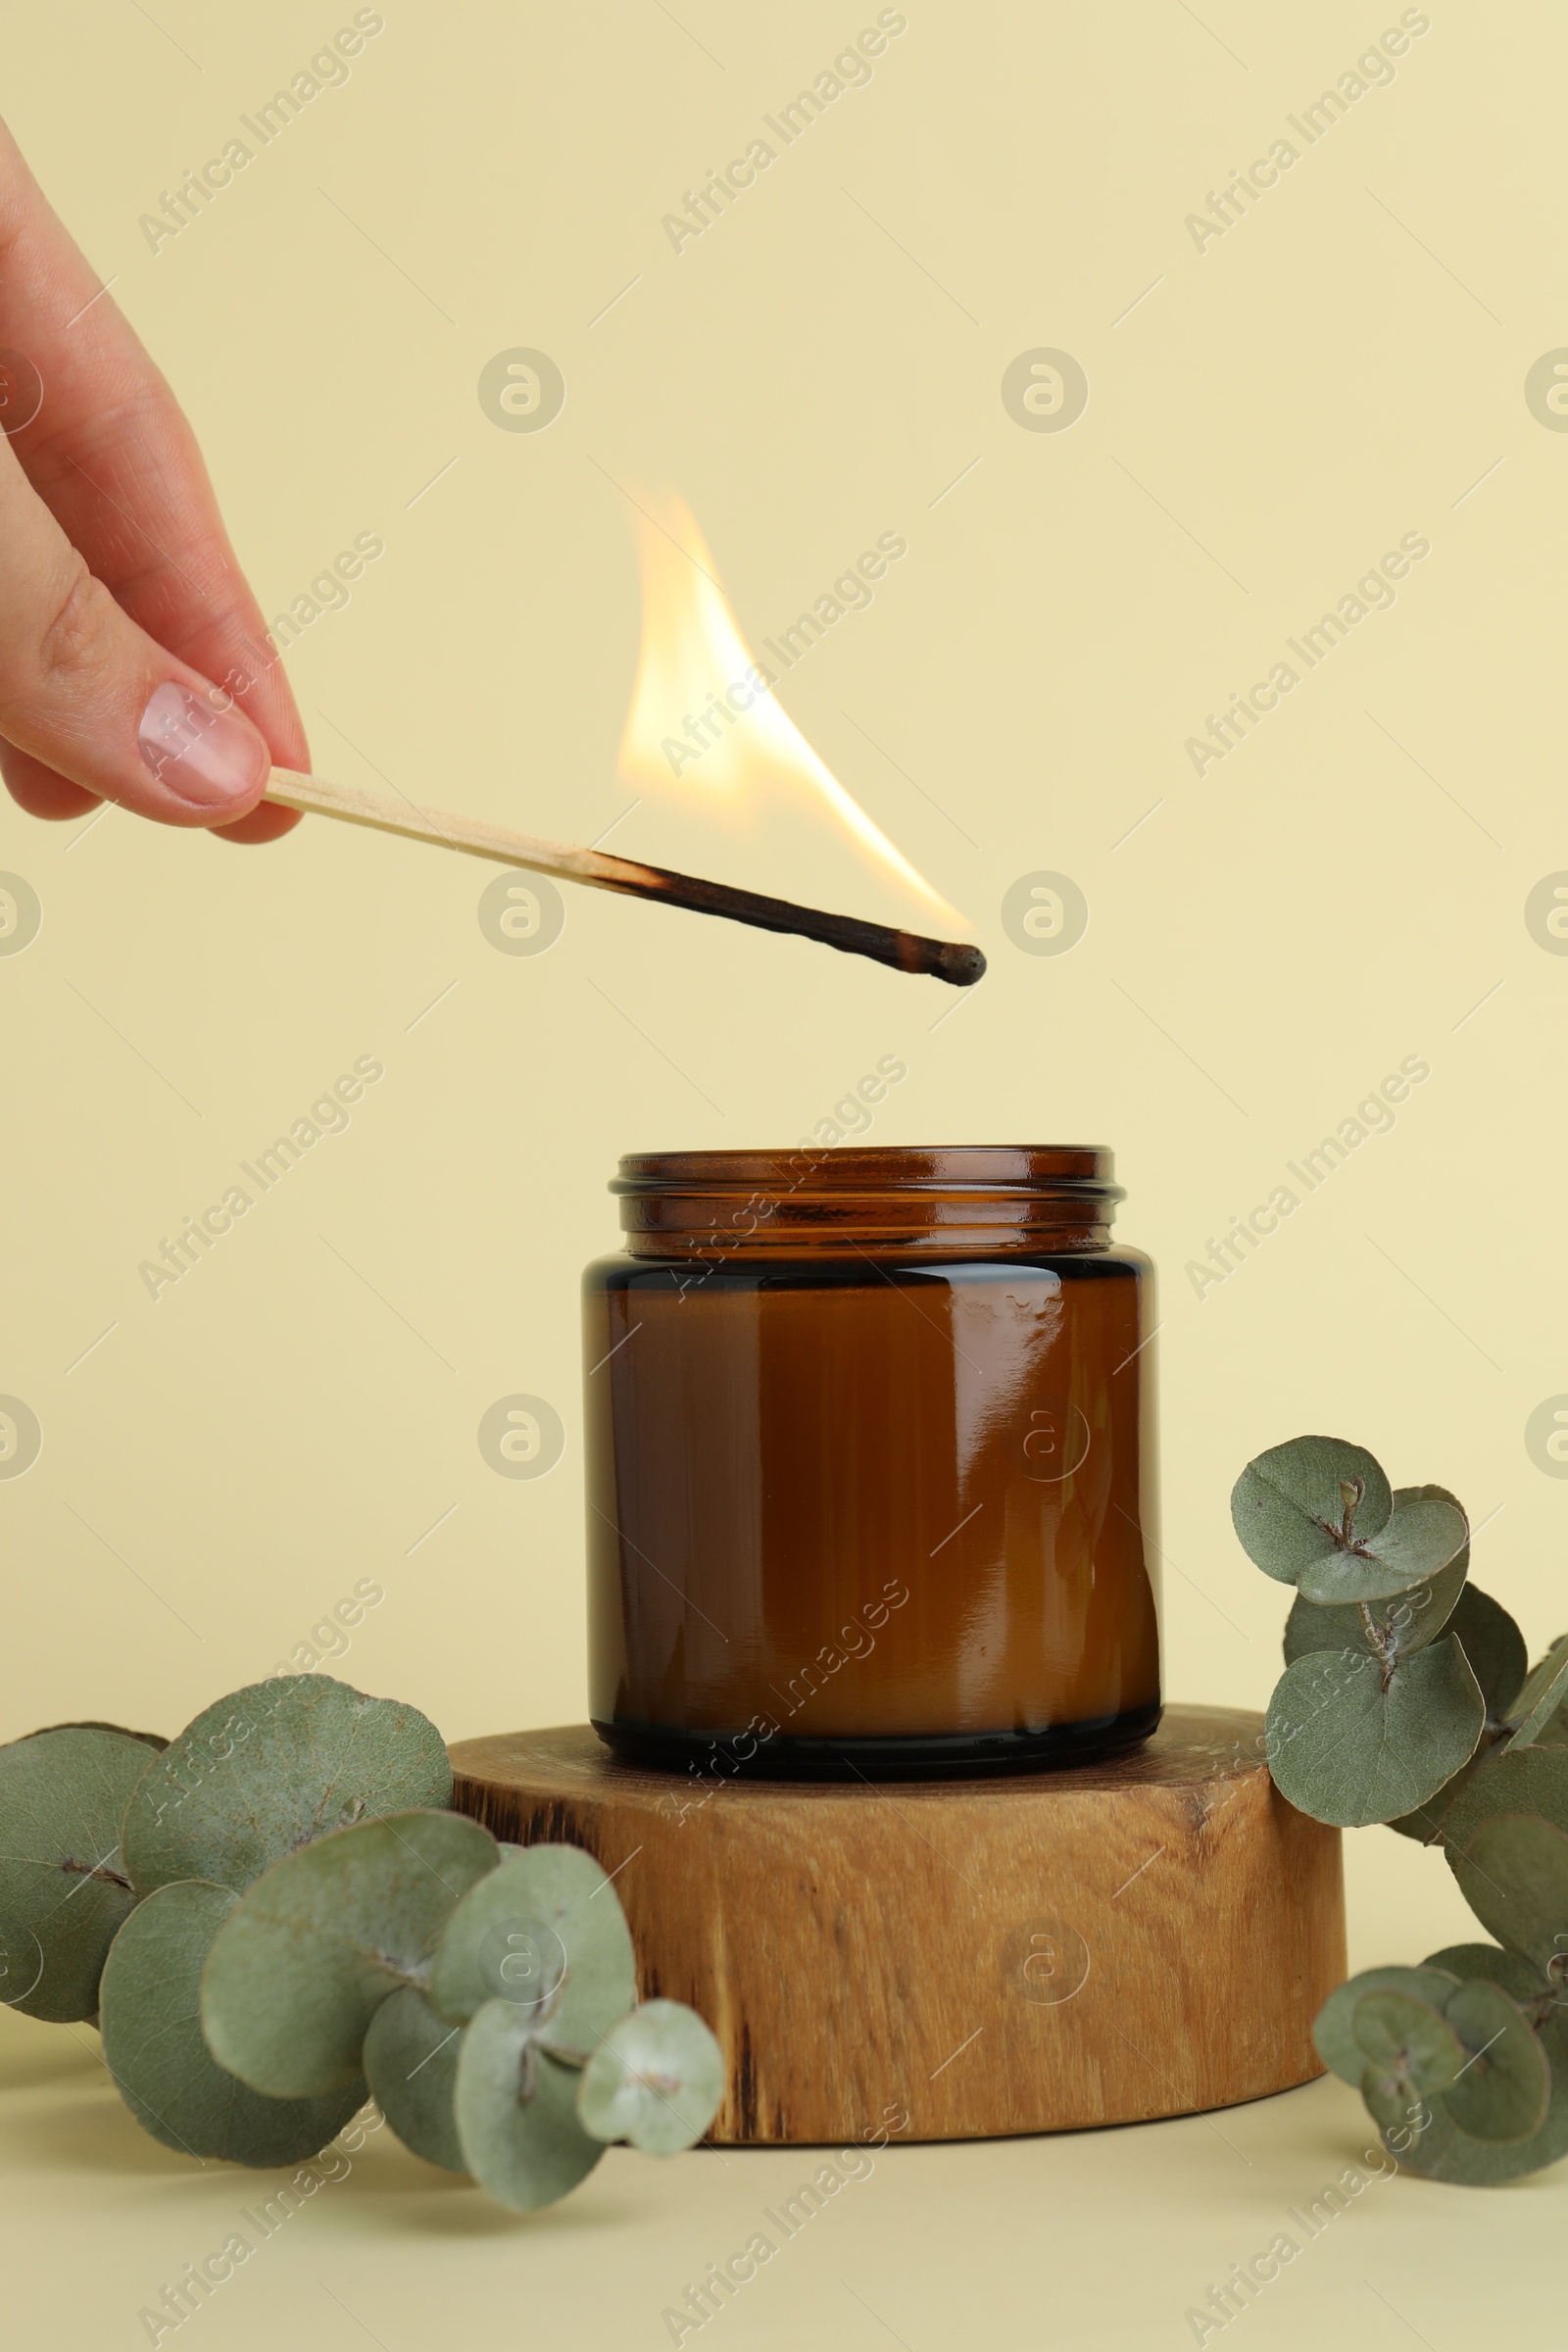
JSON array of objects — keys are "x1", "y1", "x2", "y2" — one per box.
[
  {"x1": 1357, "y1": 1600, "x2": 1398, "y2": 1692},
  {"x1": 60, "y1": 1859, "x2": 133, "y2": 1890}
]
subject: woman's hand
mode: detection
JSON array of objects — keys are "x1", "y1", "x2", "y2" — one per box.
[{"x1": 0, "y1": 116, "x2": 304, "y2": 842}]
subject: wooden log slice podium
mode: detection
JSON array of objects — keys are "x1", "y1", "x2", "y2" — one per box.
[{"x1": 449, "y1": 1705, "x2": 1345, "y2": 2145}]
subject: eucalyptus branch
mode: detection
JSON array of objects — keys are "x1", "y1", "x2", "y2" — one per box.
[
  {"x1": 1232, "y1": 1429, "x2": 1568, "y2": 2184},
  {"x1": 0, "y1": 1675, "x2": 724, "y2": 2211}
]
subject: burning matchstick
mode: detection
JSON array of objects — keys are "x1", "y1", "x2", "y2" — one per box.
[{"x1": 265, "y1": 770, "x2": 986, "y2": 987}]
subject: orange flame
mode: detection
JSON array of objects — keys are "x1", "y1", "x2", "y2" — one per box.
[{"x1": 616, "y1": 494, "x2": 962, "y2": 929}]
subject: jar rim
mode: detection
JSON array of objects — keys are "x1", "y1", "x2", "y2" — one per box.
[{"x1": 612, "y1": 1146, "x2": 1121, "y2": 1198}]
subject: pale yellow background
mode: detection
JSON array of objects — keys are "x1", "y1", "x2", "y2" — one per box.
[{"x1": 1, "y1": 0, "x2": 1563, "y2": 2341}]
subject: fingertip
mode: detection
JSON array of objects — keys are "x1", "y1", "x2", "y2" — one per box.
[{"x1": 136, "y1": 680, "x2": 270, "y2": 818}]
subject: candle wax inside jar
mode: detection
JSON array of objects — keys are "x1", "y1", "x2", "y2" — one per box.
[{"x1": 583, "y1": 1252, "x2": 1159, "y2": 1765}]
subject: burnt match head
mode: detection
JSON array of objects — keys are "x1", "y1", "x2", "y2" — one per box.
[
  {"x1": 930, "y1": 940, "x2": 986, "y2": 988},
  {"x1": 892, "y1": 931, "x2": 986, "y2": 986}
]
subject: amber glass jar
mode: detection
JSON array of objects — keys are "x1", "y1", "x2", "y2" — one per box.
[{"x1": 581, "y1": 1148, "x2": 1159, "y2": 1778}]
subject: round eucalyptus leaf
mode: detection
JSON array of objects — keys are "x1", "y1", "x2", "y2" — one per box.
[
  {"x1": 1447, "y1": 1811, "x2": 1568, "y2": 1974},
  {"x1": 1446, "y1": 1741, "x2": 1568, "y2": 1847},
  {"x1": 1457, "y1": 1749, "x2": 1568, "y2": 1835},
  {"x1": 1391, "y1": 1997, "x2": 1568, "y2": 2183},
  {"x1": 1313, "y1": 1965, "x2": 1459, "y2": 2084},
  {"x1": 1385, "y1": 1728, "x2": 1510, "y2": 1845},
  {"x1": 430, "y1": 1845, "x2": 635, "y2": 2059},
  {"x1": 454, "y1": 1998, "x2": 604, "y2": 2210},
  {"x1": 1230, "y1": 1437, "x2": 1392, "y2": 1585},
  {"x1": 0, "y1": 1727, "x2": 152, "y2": 2021},
  {"x1": 1266, "y1": 1638, "x2": 1485, "y2": 1828},
  {"x1": 17, "y1": 1720, "x2": 168, "y2": 1752},
  {"x1": 363, "y1": 1984, "x2": 466, "y2": 2173},
  {"x1": 1352, "y1": 1989, "x2": 1464, "y2": 2095},
  {"x1": 1445, "y1": 1587, "x2": 1529, "y2": 1723},
  {"x1": 202, "y1": 1810, "x2": 497, "y2": 2096},
  {"x1": 99, "y1": 1879, "x2": 361, "y2": 2164},
  {"x1": 1441, "y1": 1979, "x2": 1550, "y2": 2144},
  {"x1": 122, "y1": 1676, "x2": 452, "y2": 1898},
  {"x1": 576, "y1": 2000, "x2": 723, "y2": 2154},
  {"x1": 1424, "y1": 1943, "x2": 1552, "y2": 2001},
  {"x1": 1296, "y1": 1494, "x2": 1469, "y2": 1608},
  {"x1": 1508, "y1": 1636, "x2": 1568, "y2": 1749}
]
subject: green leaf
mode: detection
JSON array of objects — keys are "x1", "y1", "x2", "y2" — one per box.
[
  {"x1": 363, "y1": 1984, "x2": 466, "y2": 2173},
  {"x1": 1446, "y1": 1740, "x2": 1568, "y2": 1844},
  {"x1": 202, "y1": 1810, "x2": 497, "y2": 2096},
  {"x1": 1444, "y1": 1743, "x2": 1568, "y2": 1961},
  {"x1": 16, "y1": 1720, "x2": 168, "y2": 1752},
  {"x1": 1509, "y1": 1635, "x2": 1568, "y2": 1749},
  {"x1": 1296, "y1": 1493, "x2": 1468, "y2": 1607},
  {"x1": 576, "y1": 2001, "x2": 724, "y2": 2154},
  {"x1": 454, "y1": 1999, "x2": 604, "y2": 2209},
  {"x1": 1353, "y1": 1989, "x2": 1465, "y2": 2094},
  {"x1": 1385, "y1": 1727, "x2": 1510, "y2": 1846},
  {"x1": 429, "y1": 1846, "x2": 636, "y2": 2059},
  {"x1": 1266, "y1": 1638, "x2": 1485, "y2": 1828},
  {"x1": 99, "y1": 1880, "x2": 361, "y2": 2165},
  {"x1": 1423, "y1": 1943, "x2": 1552, "y2": 2001},
  {"x1": 1386, "y1": 1945, "x2": 1568, "y2": 2184},
  {"x1": 1446, "y1": 1812, "x2": 1568, "y2": 1975},
  {"x1": 1445, "y1": 1587, "x2": 1529, "y2": 1723},
  {"x1": 1440, "y1": 1980, "x2": 1551, "y2": 2144},
  {"x1": 1388, "y1": 2003, "x2": 1568, "y2": 2182},
  {"x1": 1313, "y1": 1965, "x2": 1459, "y2": 2084},
  {"x1": 0, "y1": 1728, "x2": 152, "y2": 2021},
  {"x1": 122, "y1": 1676, "x2": 452, "y2": 1898},
  {"x1": 1230, "y1": 1436, "x2": 1392, "y2": 1585}
]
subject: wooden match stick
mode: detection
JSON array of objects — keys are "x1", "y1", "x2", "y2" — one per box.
[{"x1": 265, "y1": 769, "x2": 986, "y2": 987}]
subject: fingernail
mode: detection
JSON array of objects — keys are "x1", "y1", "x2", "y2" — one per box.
[{"x1": 137, "y1": 681, "x2": 270, "y2": 808}]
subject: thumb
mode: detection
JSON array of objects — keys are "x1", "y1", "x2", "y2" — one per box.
[{"x1": 0, "y1": 436, "x2": 271, "y2": 826}]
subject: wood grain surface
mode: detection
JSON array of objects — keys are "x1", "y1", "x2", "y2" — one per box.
[{"x1": 449, "y1": 1705, "x2": 1346, "y2": 2145}]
